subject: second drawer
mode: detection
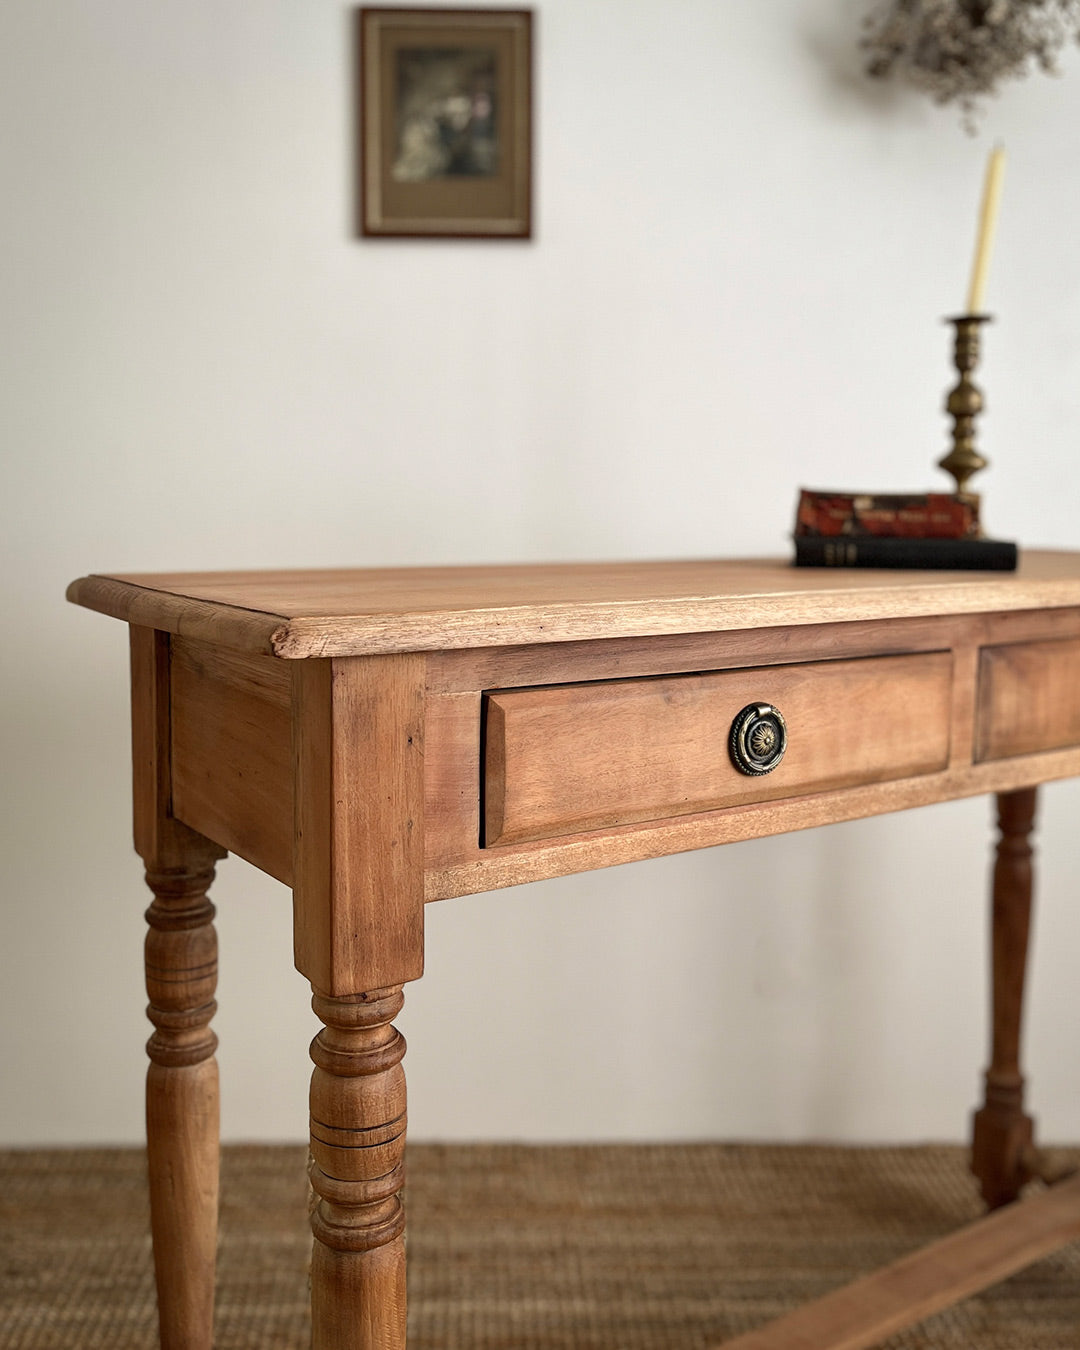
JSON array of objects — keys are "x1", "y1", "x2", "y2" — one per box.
[{"x1": 483, "y1": 651, "x2": 953, "y2": 846}]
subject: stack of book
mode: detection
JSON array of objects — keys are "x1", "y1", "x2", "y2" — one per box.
[{"x1": 792, "y1": 490, "x2": 1017, "y2": 570}]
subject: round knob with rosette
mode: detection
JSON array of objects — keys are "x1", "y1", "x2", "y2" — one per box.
[{"x1": 729, "y1": 703, "x2": 787, "y2": 776}]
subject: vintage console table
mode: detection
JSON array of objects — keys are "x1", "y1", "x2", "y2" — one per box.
[{"x1": 68, "y1": 553, "x2": 1080, "y2": 1350}]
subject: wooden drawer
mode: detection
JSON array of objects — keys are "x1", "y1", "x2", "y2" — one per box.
[
  {"x1": 977, "y1": 637, "x2": 1080, "y2": 762},
  {"x1": 483, "y1": 651, "x2": 953, "y2": 846}
]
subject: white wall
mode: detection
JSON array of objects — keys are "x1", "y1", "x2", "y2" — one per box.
[{"x1": 3, "y1": 1, "x2": 1080, "y2": 1148}]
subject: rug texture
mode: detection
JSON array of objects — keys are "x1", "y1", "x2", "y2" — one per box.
[{"x1": 1, "y1": 1143, "x2": 1078, "y2": 1348}]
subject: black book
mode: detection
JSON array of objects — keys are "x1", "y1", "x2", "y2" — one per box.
[{"x1": 793, "y1": 536, "x2": 1018, "y2": 571}]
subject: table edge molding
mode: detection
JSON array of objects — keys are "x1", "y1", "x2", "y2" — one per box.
[{"x1": 67, "y1": 564, "x2": 1080, "y2": 658}]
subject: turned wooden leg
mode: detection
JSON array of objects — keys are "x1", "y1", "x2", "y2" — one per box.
[
  {"x1": 971, "y1": 787, "x2": 1038, "y2": 1210},
  {"x1": 309, "y1": 985, "x2": 408, "y2": 1350},
  {"x1": 144, "y1": 857, "x2": 221, "y2": 1350}
]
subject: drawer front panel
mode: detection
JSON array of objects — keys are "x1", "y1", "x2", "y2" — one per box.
[
  {"x1": 484, "y1": 651, "x2": 953, "y2": 846},
  {"x1": 977, "y1": 637, "x2": 1080, "y2": 761}
]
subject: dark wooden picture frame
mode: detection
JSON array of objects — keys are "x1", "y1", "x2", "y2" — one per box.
[{"x1": 359, "y1": 7, "x2": 533, "y2": 239}]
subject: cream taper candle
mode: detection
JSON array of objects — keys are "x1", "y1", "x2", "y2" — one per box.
[{"x1": 966, "y1": 145, "x2": 1005, "y2": 314}]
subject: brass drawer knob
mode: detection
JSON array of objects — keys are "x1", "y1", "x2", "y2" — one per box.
[{"x1": 729, "y1": 703, "x2": 787, "y2": 776}]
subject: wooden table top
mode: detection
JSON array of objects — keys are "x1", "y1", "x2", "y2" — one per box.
[{"x1": 67, "y1": 550, "x2": 1080, "y2": 658}]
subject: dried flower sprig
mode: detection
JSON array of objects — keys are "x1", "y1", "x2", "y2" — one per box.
[{"x1": 862, "y1": 0, "x2": 1080, "y2": 128}]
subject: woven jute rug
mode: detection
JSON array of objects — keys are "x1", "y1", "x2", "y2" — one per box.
[{"x1": 2, "y1": 1143, "x2": 1078, "y2": 1349}]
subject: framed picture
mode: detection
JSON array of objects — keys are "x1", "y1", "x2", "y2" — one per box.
[{"x1": 359, "y1": 7, "x2": 532, "y2": 239}]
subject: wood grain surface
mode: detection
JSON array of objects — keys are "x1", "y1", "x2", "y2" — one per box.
[
  {"x1": 170, "y1": 636, "x2": 292, "y2": 883},
  {"x1": 129, "y1": 626, "x2": 227, "y2": 1350},
  {"x1": 976, "y1": 636, "x2": 1080, "y2": 761},
  {"x1": 971, "y1": 789, "x2": 1038, "y2": 1211},
  {"x1": 484, "y1": 653, "x2": 953, "y2": 846},
  {"x1": 74, "y1": 563, "x2": 1080, "y2": 1348},
  {"x1": 429, "y1": 742, "x2": 1080, "y2": 902},
  {"x1": 149, "y1": 604, "x2": 1080, "y2": 901},
  {"x1": 715, "y1": 1171, "x2": 1080, "y2": 1350},
  {"x1": 292, "y1": 655, "x2": 426, "y2": 995},
  {"x1": 309, "y1": 987, "x2": 409, "y2": 1350},
  {"x1": 68, "y1": 551, "x2": 1080, "y2": 657}
]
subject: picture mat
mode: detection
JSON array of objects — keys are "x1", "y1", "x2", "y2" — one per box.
[{"x1": 362, "y1": 10, "x2": 531, "y2": 237}]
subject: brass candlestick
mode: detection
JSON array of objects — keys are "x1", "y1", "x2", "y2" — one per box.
[{"x1": 939, "y1": 314, "x2": 992, "y2": 497}]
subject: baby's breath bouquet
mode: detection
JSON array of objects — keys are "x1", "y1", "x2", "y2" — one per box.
[{"x1": 863, "y1": 0, "x2": 1080, "y2": 125}]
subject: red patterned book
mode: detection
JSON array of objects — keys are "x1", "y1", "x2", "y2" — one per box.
[{"x1": 795, "y1": 489, "x2": 980, "y2": 540}]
